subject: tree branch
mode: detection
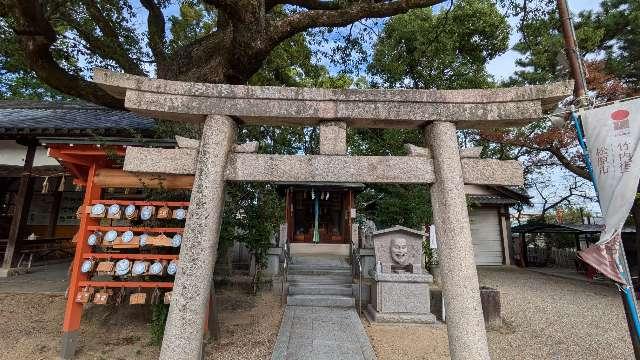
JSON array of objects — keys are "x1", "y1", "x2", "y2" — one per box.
[
  {"x1": 139, "y1": 0, "x2": 168, "y2": 72},
  {"x1": 547, "y1": 147, "x2": 590, "y2": 180},
  {"x1": 269, "y1": 0, "x2": 445, "y2": 43},
  {"x1": 79, "y1": 0, "x2": 145, "y2": 75},
  {"x1": 266, "y1": 0, "x2": 346, "y2": 11},
  {"x1": 8, "y1": 0, "x2": 123, "y2": 108}
]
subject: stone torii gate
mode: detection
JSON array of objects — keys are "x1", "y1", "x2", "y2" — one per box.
[{"x1": 92, "y1": 69, "x2": 571, "y2": 360}]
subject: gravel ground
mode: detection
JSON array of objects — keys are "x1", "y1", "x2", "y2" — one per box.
[
  {"x1": 0, "y1": 288, "x2": 282, "y2": 360},
  {"x1": 366, "y1": 266, "x2": 634, "y2": 360}
]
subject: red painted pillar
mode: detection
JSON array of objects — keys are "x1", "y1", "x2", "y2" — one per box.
[{"x1": 61, "y1": 164, "x2": 101, "y2": 359}]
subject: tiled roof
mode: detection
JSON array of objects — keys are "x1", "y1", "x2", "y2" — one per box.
[
  {"x1": 0, "y1": 100, "x2": 155, "y2": 137},
  {"x1": 373, "y1": 225, "x2": 425, "y2": 236},
  {"x1": 468, "y1": 194, "x2": 521, "y2": 205},
  {"x1": 512, "y1": 222, "x2": 636, "y2": 234}
]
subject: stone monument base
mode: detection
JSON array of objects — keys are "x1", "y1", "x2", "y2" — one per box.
[
  {"x1": 366, "y1": 304, "x2": 436, "y2": 324},
  {"x1": 367, "y1": 272, "x2": 436, "y2": 324}
]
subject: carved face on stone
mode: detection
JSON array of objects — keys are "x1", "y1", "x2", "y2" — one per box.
[{"x1": 390, "y1": 237, "x2": 409, "y2": 265}]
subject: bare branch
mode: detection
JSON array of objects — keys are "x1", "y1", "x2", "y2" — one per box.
[
  {"x1": 269, "y1": 0, "x2": 445, "y2": 44},
  {"x1": 80, "y1": 1, "x2": 144, "y2": 75},
  {"x1": 60, "y1": 14, "x2": 145, "y2": 76}
]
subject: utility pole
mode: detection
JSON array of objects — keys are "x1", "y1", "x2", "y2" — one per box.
[
  {"x1": 557, "y1": 0, "x2": 587, "y2": 103},
  {"x1": 556, "y1": 1, "x2": 640, "y2": 358}
]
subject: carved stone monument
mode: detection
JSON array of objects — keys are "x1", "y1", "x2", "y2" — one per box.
[{"x1": 367, "y1": 226, "x2": 435, "y2": 324}]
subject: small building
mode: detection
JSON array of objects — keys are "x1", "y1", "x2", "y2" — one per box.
[
  {"x1": 465, "y1": 185, "x2": 530, "y2": 265},
  {"x1": 511, "y1": 222, "x2": 637, "y2": 270},
  {"x1": 0, "y1": 100, "x2": 158, "y2": 274},
  {"x1": 282, "y1": 183, "x2": 362, "y2": 245}
]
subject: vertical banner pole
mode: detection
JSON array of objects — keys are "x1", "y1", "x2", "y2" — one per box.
[{"x1": 572, "y1": 113, "x2": 640, "y2": 358}]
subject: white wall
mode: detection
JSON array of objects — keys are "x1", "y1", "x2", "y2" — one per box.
[
  {"x1": 0, "y1": 140, "x2": 60, "y2": 167},
  {"x1": 464, "y1": 184, "x2": 492, "y2": 195}
]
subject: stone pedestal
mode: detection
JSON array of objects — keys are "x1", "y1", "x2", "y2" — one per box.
[
  {"x1": 264, "y1": 247, "x2": 283, "y2": 277},
  {"x1": 367, "y1": 272, "x2": 436, "y2": 324},
  {"x1": 359, "y1": 248, "x2": 376, "y2": 279}
]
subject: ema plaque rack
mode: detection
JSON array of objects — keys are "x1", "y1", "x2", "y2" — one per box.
[{"x1": 47, "y1": 144, "x2": 211, "y2": 358}]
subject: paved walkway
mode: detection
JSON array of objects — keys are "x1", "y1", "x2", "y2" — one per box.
[
  {"x1": 527, "y1": 266, "x2": 614, "y2": 287},
  {"x1": 0, "y1": 261, "x2": 69, "y2": 294},
  {"x1": 272, "y1": 306, "x2": 376, "y2": 360}
]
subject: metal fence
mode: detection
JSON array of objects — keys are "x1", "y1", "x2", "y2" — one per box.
[{"x1": 527, "y1": 247, "x2": 577, "y2": 267}]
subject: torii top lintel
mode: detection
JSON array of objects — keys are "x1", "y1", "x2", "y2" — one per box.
[{"x1": 93, "y1": 68, "x2": 573, "y2": 129}]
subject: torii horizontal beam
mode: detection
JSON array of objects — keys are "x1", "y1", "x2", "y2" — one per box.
[
  {"x1": 93, "y1": 69, "x2": 572, "y2": 129},
  {"x1": 123, "y1": 147, "x2": 523, "y2": 186}
]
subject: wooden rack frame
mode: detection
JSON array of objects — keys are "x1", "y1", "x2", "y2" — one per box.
[{"x1": 55, "y1": 145, "x2": 198, "y2": 357}]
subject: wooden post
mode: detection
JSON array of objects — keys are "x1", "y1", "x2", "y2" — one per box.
[
  {"x1": 47, "y1": 177, "x2": 64, "y2": 238},
  {"x1": 2, "y1": 142, "x2": 36, "y2": 271},
  {"x1": 60, "y1": 164, "x2": 101, "y2": 359},
  {"x1": 521, "y1": 232, "x2": 528, "y2": 268}
]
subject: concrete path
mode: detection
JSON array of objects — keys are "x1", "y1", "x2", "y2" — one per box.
[
  {"x1": 0, "y1": 261, "x2": 69, "y2": 294},
  {"x1": 272, "y1": 306, "x2": 376, "y2": 360}
]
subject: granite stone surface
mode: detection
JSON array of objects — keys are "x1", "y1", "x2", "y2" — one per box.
[
  {"x1": 279, "y1": 224, "x2": 288, "y2": 248},
  {"x1": 121, "y1": 150, "x2": 523, "y2": 186},
  {"x1": 427, "y1": 122, "x2": 490, "y2": 360},
  {"x1": 272, "y1": 306, "x2": 376, "y2": 360},
  {"x1": 94, "y1": 68, "x2": 572, "y2": 128},
  {"x1": 319, "y1": 121, "x2": 347, "y2": 155},
  {"x1": 159, "y1": 115, "x2": 237, "y2": 360},
  {"x1": 124, "y1": 147, "x2": 197, "y2": 175},
  {"x1": 372, "y1": 232, "x2": 423, "y2": 274},
  {"x1": 264, "y1": 247, "x2": 282, "y2": 277},
  {"x1": 405, "y1": 144, "x2": 482, "y2": 158},
  {"x1": 176, "y1": 135, "x2": 200, "y2": 148},
  {"x1": 366, "y1": 304, "x2": 436, "y2": 324},
  {"x1": 234, "y1": 141, "x2": 259, "y2": 153},
  {"x1": 359, "y1": 248, "x2": 376, "y2": 279},
  {"x1": 373, "y1": 279, "x2": 431, "y2": 313}
]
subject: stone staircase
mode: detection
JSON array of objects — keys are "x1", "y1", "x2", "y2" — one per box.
[{"x1": 286, "y1": 255, "x2": 355, "y2": 308}]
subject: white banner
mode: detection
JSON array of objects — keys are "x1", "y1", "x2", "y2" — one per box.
[{"x1": 579, "y1": 99, "x2": 640, "y2": 283}]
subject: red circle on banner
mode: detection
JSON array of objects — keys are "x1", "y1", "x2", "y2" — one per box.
[{"x1": 611, "y1": 109, "x2": 630, "y2": 121}]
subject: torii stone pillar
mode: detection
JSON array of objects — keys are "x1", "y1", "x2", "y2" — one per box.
[
  {"x1": 160, "y1": 115, "x2": 236, "y2": 360},
  {"x1": 427, "y1": 122, "x2": 490, "y2": 360}
]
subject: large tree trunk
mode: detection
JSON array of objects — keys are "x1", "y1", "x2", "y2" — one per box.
[{"x1": 6, "y1": 0, "x2": 445, "y2": 108}]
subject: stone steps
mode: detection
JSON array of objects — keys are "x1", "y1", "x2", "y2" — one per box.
[
  {"x1": 286, "y1": 294, "x2": 355, "y2": 308},
  {"x1": 288, "y1": 268, "x2": 351, "y2": 276},
  {"x1": 289, "y1": 284, "x2": 353, "y2": 296},
  {"x1": 286, "y1": 255, "x2": 355, "y2": 308},
  {"x1": 287, "y1": 274, "x2": 352, "y2": 285}
]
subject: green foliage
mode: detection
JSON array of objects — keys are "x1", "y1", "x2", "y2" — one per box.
[
  {"x1": 0, "y1": 18, "x2": 72, "y2": 100},
  {"x1": 505, "y1": 4, "x2": 604, "y2": 86},
  {"x1": 349, "y1": 127, "x2": 431, "y2": 230},
  {"x1": 168, "y1": 2, "x2": 217, "y2": 53},
  {"x1": 423, "y1": 243, "x2": 438, "y2": 271},
  {"x1": 150, "y1": 303, "x2": 169, "y2": 346},
  {"x1": 354, "y1": 1, "x2": 509, "y2": 231},
  {"x1": 368, "y1": 0, "x2": 510, "y2": 89},
  {"x1": 584, "y1": 0, "x2": 640, "y2": 90},
  {"x1": 506, "y1": 0, "x2": 640, "y2": 90},
  {"x1": 357, "y1": 185, "x2": 432, "y2": 230}
]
